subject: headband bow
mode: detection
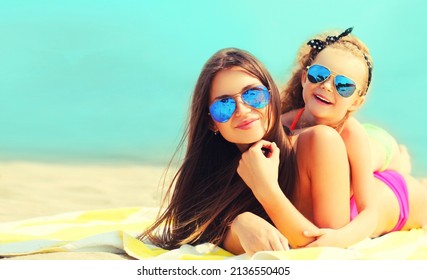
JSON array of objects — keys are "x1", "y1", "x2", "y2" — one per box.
[{"x1": 307, "y1": 27, "x2": 353, "y2": 50}]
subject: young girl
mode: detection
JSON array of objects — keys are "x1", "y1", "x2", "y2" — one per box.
[
  {"x1": 138, "y1": 48, "x2": 356, "y2": 255},
  {"x1": 282, "y1": 27, "x2": 406, "y2": 175},
  {"x1": 277, "y1": 27, "x2": 427, "y2": 245}
]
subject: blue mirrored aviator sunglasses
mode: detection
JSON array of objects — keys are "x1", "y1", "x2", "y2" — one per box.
[
  {"x1": 306, "y1": 64, "x2": 360, "y2": 98},
  {"x1": 209, "y1": 86, "x2": 270, "y2": 123}
]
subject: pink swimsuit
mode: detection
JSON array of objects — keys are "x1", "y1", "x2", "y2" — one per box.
[
  {"x1": 290, "y1": 109, "x2": 410, "y2": 232},
  {"x1": 350, "y1": 170, "x2": 409, "y2": 232}
]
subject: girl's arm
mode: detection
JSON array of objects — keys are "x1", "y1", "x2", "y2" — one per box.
[
  {"x1": 237, "y1": 125, "x2": 351, "y2": 248},
  {"x1": 306, "y1": 119, "x2": 379, "y2": 246}
]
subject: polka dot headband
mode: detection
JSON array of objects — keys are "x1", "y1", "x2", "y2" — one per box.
[{"x1": 307, "y1": 27, "x2": 373, "y2": 93}]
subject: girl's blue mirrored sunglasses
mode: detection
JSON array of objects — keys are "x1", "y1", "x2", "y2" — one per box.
[
  {"x1": 307, "y1": 64, "x2": 361, "y2": 98},
  {"x1": 209, "y1": 86, "x2": 270, "y2": 123}
]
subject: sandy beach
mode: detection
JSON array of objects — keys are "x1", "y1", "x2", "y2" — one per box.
[
  {"x1": 0, "y1": 161, "x2": 167, "y2": 223},
  {"x1": 0, "y1": 161, "x2": 170, "y2": 260}
]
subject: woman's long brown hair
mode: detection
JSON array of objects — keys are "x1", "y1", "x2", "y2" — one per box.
[{"x1": 139, "y1": 48, "x2": 297, "y2": 249}]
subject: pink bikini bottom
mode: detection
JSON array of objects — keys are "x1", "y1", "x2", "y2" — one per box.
[{"x1": 350, "y1": 170, "x2": 409, "y2": 232}]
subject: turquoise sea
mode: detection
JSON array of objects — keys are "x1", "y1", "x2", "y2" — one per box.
[{"x1": 0, "y1": 0, "x2": 426, "y2": 176}]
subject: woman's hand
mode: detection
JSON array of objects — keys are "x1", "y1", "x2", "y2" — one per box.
[
  {"x1": 230, "y1": 212, "x2": 289, "y2": 256},
  {"x1": 237, "y1": 140, "x2": 280, "y2": 199}
]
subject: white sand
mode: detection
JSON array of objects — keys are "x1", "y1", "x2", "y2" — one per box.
[{"x1": 0, "y1": 161, "x2": 167, "y2": 223}]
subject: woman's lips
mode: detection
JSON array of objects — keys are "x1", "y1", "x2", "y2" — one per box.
[{"x1": 235, "y1": 118, "x2": 259, "y2": 130}]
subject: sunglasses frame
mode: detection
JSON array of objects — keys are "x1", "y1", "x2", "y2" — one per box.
[
  {"x1": 306, "y1": 64, "x2": 363, "y2": 98},
  {"x1": 209, "y1": 85, "x2": 270, "y2": 123}
]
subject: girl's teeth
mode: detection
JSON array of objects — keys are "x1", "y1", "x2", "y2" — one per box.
[{"x1": 316, "y1": 95, "x2": 330, "y2": 104}]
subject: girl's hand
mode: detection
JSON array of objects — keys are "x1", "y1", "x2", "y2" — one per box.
[
  {"x1": 237, "y1": 140, "x2": 280, "y2": 198},
  {"x1": 303, "y1": 228, "x2": 346, "y2": 248},
  {"x1": 231, "y1": 212, "x2": 289, "y2": 256}
]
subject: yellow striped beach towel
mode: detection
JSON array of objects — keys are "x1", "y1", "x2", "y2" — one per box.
[{"x1": 1, "y1": 207, "x2": 426, "y2": 260}]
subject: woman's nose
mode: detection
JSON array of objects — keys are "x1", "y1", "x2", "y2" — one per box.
[{"x1": 233, "y1": 96, "x2": 251, "y2": 117}]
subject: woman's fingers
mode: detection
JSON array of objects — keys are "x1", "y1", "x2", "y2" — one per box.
[
  {"x1": 281, "y1": 236, "x2": 290, "y2": 251},
  {"x1": 269, "y1": 235, "x2": 290, "y2": 251},
  {"x1": 246, "y1": 140, "x2": 279, "y2": 159}
]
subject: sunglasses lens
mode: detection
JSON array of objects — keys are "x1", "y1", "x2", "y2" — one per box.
[
  {"x1": 209, "y1": 86, "x2": 270, "y2": 123},
  {"x1": 308, "y1": 64, "x2": 358, "y2": 98},
  {"x1": 209, "y1": 98, "x2": 236, "y2": 123},
  {"x1": 307, "y1": 65, "x2": 330, "y2": 83},
  {"x1": 241, "y1": 86, "x2": 270, "y2": 109},
  {"x1": 335, "y1": 75, "x2": 356, "y2": 97}
]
